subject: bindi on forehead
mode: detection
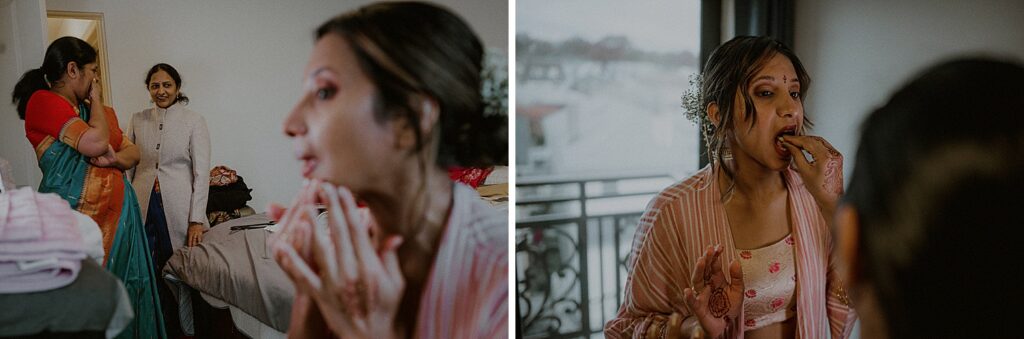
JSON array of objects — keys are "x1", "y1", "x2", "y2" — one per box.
[{"x1": 783, "y1": 75, "x2": 788, "y2": 83}]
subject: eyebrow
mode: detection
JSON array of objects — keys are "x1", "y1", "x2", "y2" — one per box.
[
  {"x1": 752, "y1": 75, "x2": 800, "y2": 84},
  {"x1": 310, "y1": 67, "x2": 333, "y2": 78}
]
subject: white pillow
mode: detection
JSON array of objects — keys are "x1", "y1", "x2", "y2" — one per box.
[{"x1": 484, "y1": 166, "x2": 508, "y2": 185}]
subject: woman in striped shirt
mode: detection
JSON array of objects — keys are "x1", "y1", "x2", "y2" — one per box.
[
  {"x1": 605, "y1": 36, "x2": 856, "y2": 339},
  {"x1": 267, "y1": 2, "x2": 508, "y2": 338}
]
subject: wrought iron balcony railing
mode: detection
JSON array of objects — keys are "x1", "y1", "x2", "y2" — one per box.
[{"x1": 516, "y1": 172, "x2": 676, "y2": 339}]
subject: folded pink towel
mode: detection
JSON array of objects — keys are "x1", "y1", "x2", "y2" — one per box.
[
  {"x1": 0, "y1": 259, "x2": 81, "y2": 293},
  {"x1": 0, "y1": 187, "x2": 86, "y2": 293},
  {"x1": 0, "y1": 187, "x2": 85, "y2": 255}
]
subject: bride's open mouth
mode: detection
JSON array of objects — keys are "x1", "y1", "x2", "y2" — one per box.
[{"x1": 775, "y1": 126, "x2": 797, "y2": 157}]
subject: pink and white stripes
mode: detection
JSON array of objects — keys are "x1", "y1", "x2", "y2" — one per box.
[
  {"x1": 604, "y1": 166, "x2": 856, "y2": 339},
  {"x1": 414, "y1": 183, "x2": 508, "y2": 339},
  {"x1": 0, "y1": 187, "x2": 87, "y2": 293}
]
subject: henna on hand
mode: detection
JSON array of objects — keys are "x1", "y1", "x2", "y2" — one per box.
[
  {"x1": 808, "y1": 136, "x2": 828, "y2": 149},
  {"x1": 822, "y1": 146, "x2": 844, "y2": 195},
  {"x1": 708, "y1": 287, "x2": 730, "y2": 318}
]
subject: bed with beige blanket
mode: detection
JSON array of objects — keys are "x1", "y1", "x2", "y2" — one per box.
[{"x1": 163, "y1": 214, "x2": 290, "y2": 338}]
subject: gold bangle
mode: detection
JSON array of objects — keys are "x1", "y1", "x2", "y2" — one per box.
[
  {"x1": 691, "y1": 321, "x2": 705, "y2": 339},
  {"x1": 832, "y1": 282, "x2": 851, "y2": 306}
]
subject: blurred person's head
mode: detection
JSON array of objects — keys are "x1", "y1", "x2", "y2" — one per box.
[
  {"x1": 837, "y1": 58, "x2": 1024, "y2": 338},
  {"x1": 145, "y1": 63, "x2": 189, "y2": 108},
  {"x1": 694, "y1": 36, "x2": 812, "y2": 195},
  {"x1": 12, "y1": 36, "x2": 99, "y2": 119},
  {"x1": 282, "y1": 1, "x2": 506, "y2": 225}
]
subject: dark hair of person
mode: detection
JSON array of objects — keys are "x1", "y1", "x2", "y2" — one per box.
[
  {"x1": 700, "y1": 36, "x2": 812, "y2": 199},
  {"x1": 844, "y1": 58, "x2": 1024, "y2": 338},
  {"x1": 11, "y1": 36, "x2": 97, "y2": 119},
  {"x1": 315, "y1": 1, "x2": 507, "y2": 168},
  {"x1": 145, "y1": 63, "x2": 190, "y2": 105}
]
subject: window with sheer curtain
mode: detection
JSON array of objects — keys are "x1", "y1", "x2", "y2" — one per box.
[
  {"x1": 516, "y1": 1, "x2": 702, "y2": 181},
  {"x1": 515, "y1": 1, "x2": 702, "y2": 338}
]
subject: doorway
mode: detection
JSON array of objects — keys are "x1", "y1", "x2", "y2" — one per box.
[{"x1": 46, "y1": 10, "x2": 112, "y2": 106}]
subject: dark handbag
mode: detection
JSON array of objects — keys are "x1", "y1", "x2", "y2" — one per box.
[{"x1": 206, "y1": 175, "x2": 253, "y2": 213}]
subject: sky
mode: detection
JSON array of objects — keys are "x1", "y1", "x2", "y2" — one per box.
[{"x1": 516, "y1": 0, "x2": 701, "y2": 53}]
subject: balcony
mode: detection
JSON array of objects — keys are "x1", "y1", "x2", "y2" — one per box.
[{"x1": 516, "y1": 172, "x2": 677, "y2": 339}]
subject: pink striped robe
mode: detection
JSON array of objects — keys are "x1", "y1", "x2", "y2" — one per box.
[
  {"x1": 414, "y1": 183, "x2": 508, "y2": 339},
  {"x1": 604, "y1": 166, "x2": 856, "y2": 338}
]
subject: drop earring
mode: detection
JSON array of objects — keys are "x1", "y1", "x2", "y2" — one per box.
[{"x1": 422, "y1": 101, "x2": 433, "y2": 116}]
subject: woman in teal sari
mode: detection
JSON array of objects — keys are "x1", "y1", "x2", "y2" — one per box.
[{"x1": 11, "y1": 36, "x2": 166, "y2": 339}]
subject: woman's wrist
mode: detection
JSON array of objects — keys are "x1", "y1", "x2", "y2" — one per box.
[
  {"x1": 114, "y1": 152, "x2": 135, "y2": 170},
  {"x1": 690, "y1": 323, "x2": 706, "y2": 339},
  {"x1": 811, "y1": 195, "x2": 838, "y2": 220},
  {"x1": 689, "y1": 315, "x2": 740, "y2": 339},
  {"x1": 88, "y1": 101, "x2": 105, "y2": 121},
  {"x1": 680, "y1": 316, "x2": 704, "y2": 339}
]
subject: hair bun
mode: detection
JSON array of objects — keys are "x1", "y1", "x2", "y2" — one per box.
[{"x1": 440, "y1": 48, "x2": 508, "y2": 167}]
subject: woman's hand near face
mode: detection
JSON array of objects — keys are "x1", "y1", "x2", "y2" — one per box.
[
  {"x1": 273, "y1": 182, "x2": 405, "y2": 339},
  {"x1": 781, "y1": 135, "x2": 844, "y2": 217},
  {"x1": 77, "y1": 77, "x2": 110, "y2": 157},
  {"x1": 269, "y1": 180, "x2": 324, "y2": 259},
  {"x1": 87, "y1": 78, "x2": 105, "y2": 119},
  {"x1": 268, "y1": 182, "x2": 332, "y2": 339},
  {"x1": 89, "y1": 77, "x2": 102, "y2": 104}
]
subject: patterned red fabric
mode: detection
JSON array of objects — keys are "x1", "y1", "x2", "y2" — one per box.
[
  {"x1": 209, "y1": 165, "x2": 239, "y2": 186},
  {"x1": 447, "y1": 166, "x2": 494, "y2": 188}
]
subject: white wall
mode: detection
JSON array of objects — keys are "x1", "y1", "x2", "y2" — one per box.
[
  {"x1": 795, "y1": 0, "x2": 1024, "y2": 178},
  {"x1": 0, "y1": 0, "x2": 47, "y2": 189},
  {"x1": 0, "y1": 1, "x2": 20, "y2": 186},
  {"x1": 3, "y1": 0, "x2": 506, "y2": 211}
]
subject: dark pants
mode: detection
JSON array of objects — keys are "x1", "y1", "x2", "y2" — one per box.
[{"x1": 145, "y1": 190, "x2": 183, "y2": 338}]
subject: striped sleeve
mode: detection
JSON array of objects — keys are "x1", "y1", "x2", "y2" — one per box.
[
  {"x1": 455, "y1": 208, "x2": 508, "y2": 338},
  {"x1": 605, "y1": 194, "x2": 697, "y2": 339},
  {"x1": 415, "y1": 185, "x2": 509, "y2": 339},
  {"x1": 825, "y1": 228, "x2": 857, "y2": 338},
  {"x1": 479, "y1": 241, "x2": 509, "y2": 338},
  {"x1": 787, "y1": 171, "x2": 858, "y2": 338}
]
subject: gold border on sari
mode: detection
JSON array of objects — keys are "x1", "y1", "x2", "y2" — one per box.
[{"x1": 58, "y1": 117, "x2": 90, "y2": 150}]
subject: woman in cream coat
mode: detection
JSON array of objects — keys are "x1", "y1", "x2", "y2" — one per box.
[
  {"x1": 128, "y1": 63, "x2": 210, "y2": 264},
  {"x1": 128, "y1": 63, "x2": 210, "y2": 337}
]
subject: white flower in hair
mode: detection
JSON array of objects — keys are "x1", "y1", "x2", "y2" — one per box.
[
  {"x1": 482, "y1": 48, "x2": 508, "y2": 117},
  {"x1": 681, "y1": 73, "x2": 714, "y2": 143}
]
